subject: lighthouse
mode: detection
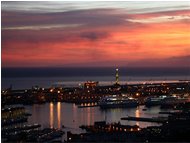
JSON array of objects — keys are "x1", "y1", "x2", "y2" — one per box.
[{"x1": 115, "y1": 68, "x2": 119, "y2": 85}]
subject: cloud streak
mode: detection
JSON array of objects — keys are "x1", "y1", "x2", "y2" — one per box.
[
  {"x1": 128, "y1": 15, "x2": 190, "y2": 23},
  {"x1": 2, "y1": 24, "x2": 83, "y2": 30}
]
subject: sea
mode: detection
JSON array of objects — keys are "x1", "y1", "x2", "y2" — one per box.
[
  {"x1": 2, "y1": 67, "x2": 190, "y2": 89},
  {"x1": 2, "y1": 67, "x2": 190, "y2": 141}
]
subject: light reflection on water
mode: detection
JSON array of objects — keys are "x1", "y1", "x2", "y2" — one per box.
[
  {"x1": 50, "y1": 102, "x2": 54, "y2": 128},
  {"x1": 25, "y1": 102, "x2": 170, "y2": 140},
  {"x1": 135, "y1": 108, "x2": 140, "y2": 126},
  {"x1": 26, "y1": 102, "x2": 170, "y2": 128},
  {"x1": 57, "y1": 102, "x2": 61, "y2": 128}
]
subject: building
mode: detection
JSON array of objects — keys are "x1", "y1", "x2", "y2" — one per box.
[{"x1": 84, "y1": 81, "x2": 99, "y2": 89}]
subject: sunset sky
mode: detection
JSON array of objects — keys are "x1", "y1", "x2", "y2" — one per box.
[{"x1": 2, "y1": 1, "x2": 190, "y2": 67}]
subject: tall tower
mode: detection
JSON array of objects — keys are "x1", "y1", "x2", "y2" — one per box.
[{"x1": 115, "y1": 68, "x2": 119, "y2": 85}]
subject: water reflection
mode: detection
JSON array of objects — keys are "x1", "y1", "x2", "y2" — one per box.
[
  {"x1": 50, "y1": 102, "x2": 54, "y2": 128},
  {"x1": 72, "y1": 103, "x2": 77, "y2": 128},
  {"x1": 87, "y1": 108, "x2": 91, "y2": 125},
  {"x1": 57, "y1": 102, "x2": 61, "y2": 128},
  {"x1": 135, "y1": 108, "x2": 140, "y2": 126},
  {"x1": 86, "y1": 107, "x2": 95, "y2": 125},
  {"x1": 27, "y1": 103, "x2": 165, "y2": 133}
]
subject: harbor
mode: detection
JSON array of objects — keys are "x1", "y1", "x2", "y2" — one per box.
[
  {"x1": 2, "y1": 69, "x2": 190, "y2": 142},
  {"x1": 2, "y1": 1, "x2": 190, "y2": 142}
]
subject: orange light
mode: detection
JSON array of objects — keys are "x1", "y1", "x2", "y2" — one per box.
[{"x1": 136, "y1": 93, "x2": 140, "y2": 96}]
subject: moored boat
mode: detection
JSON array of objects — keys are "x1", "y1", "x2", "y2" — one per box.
[
  {"x1": 98, "y1": 95, "x2": 138, "y2": 109},
  {"x1": 145, "y1": 95, "x2": 167, "y2": 107},
  {"x1": 145, "y1": 95, "x2": 190, "y2": 107}
]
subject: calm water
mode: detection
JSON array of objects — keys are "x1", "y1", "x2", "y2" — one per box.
[
  {"x1": 2, "y1": 67, "x2": 190, "y2": 89},
  {"x1": 24, "y1": 102, "x2": 170, "y2": 140},
  {"x1": 2, "y1": 75, "x2": 190, "y2": 90}
]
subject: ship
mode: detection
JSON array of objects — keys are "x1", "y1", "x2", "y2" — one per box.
[
  {"x1": 145, "y1": 95, "x2": 189, "y2": 107},
  {"x1": 160, "y1": 96, "x2": 189, "y2": 108},
  {"x1": 98, "y1": 95, "x2": 139, "y2": 109},
  {"x1": 145, "y1": 95, "x2": 167, "y2": 107}
]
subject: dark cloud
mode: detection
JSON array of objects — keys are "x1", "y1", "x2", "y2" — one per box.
[
  {"x1": 2, "y1": 29, "x2": 111, "y2": 46},
  {"x1": 131, "y1": 9, "x2": 190, "y2": 19},
  {"x1": 127, "y1": 55, "x2": 190, "y2": 67},
  {"x1": 72, "y1": 55, "x2": 190, "y2": 68},
  {"x1": 2, "y1": 8, "x2": 129, "y2": 28},
  {"x1": 1, "y1": 8, "x2": 130, "y2": 48},
  {"x1": 74, "y1": 55, "x2": 190, "y2": 67},
  {"x1": 80, "y1": 31, "x2": 110, "y2": 41},
  {"x1": 170, "y1": 55, "x2": 190, "y2": 63}
]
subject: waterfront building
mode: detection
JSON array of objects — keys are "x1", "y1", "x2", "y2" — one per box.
[{"x1": 84, "y1": 81, "x2": 99, "y2": 89}]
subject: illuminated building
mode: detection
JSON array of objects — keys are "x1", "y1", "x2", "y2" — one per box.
[{"x1": 84, "y1": 81, "x2": 99, "y2": 89}]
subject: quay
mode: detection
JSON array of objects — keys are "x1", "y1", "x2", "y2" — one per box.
[
  {"x1": 158, "y1": 111, "x2": 181, "y2": 115},
  {"x1": 78, "y1": 104, "x2": 99, "y2": 108},
  {"x1": 67, "y1": 121, "x2": 142, "y2": 142},
  {"x1": 78, "y1": 102, "x2": 99, "y2": 108},
  {"x1": 121, "y1": 116, "x2": 168, "y2": 123},
  {"x1": 79, "y1": 121, "x2": 140, "y2": 133}
]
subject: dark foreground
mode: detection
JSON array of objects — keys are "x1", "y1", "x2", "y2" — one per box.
[
  {"x1": 2, "y1": 102, "x2": 190, "y2": 142},
  {"x1": 1, "y1": 81, "x2": 190, "y2": 142},
  {"x1": 68, "y1": 102, "x2": 190, "y2": 142}
]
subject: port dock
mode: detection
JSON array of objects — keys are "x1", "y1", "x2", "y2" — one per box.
[
  {"x1": 121, "y1": 116, "x2": 167, "y2": 123},
  {"x1": 78, "y1": 104, "x2": 99, "y2": 108}
]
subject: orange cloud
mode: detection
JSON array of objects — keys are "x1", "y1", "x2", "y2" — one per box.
[{"x1": 2, "y1": 8, "x2": 190, "y2": 67}]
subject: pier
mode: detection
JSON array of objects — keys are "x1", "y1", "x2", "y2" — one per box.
[
  {"x1": 121, "y1": 116, "x2": 168, "y2": 123},
  {"x1": 78, "y1": 104, "x2": 99, "y2": 108}
]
